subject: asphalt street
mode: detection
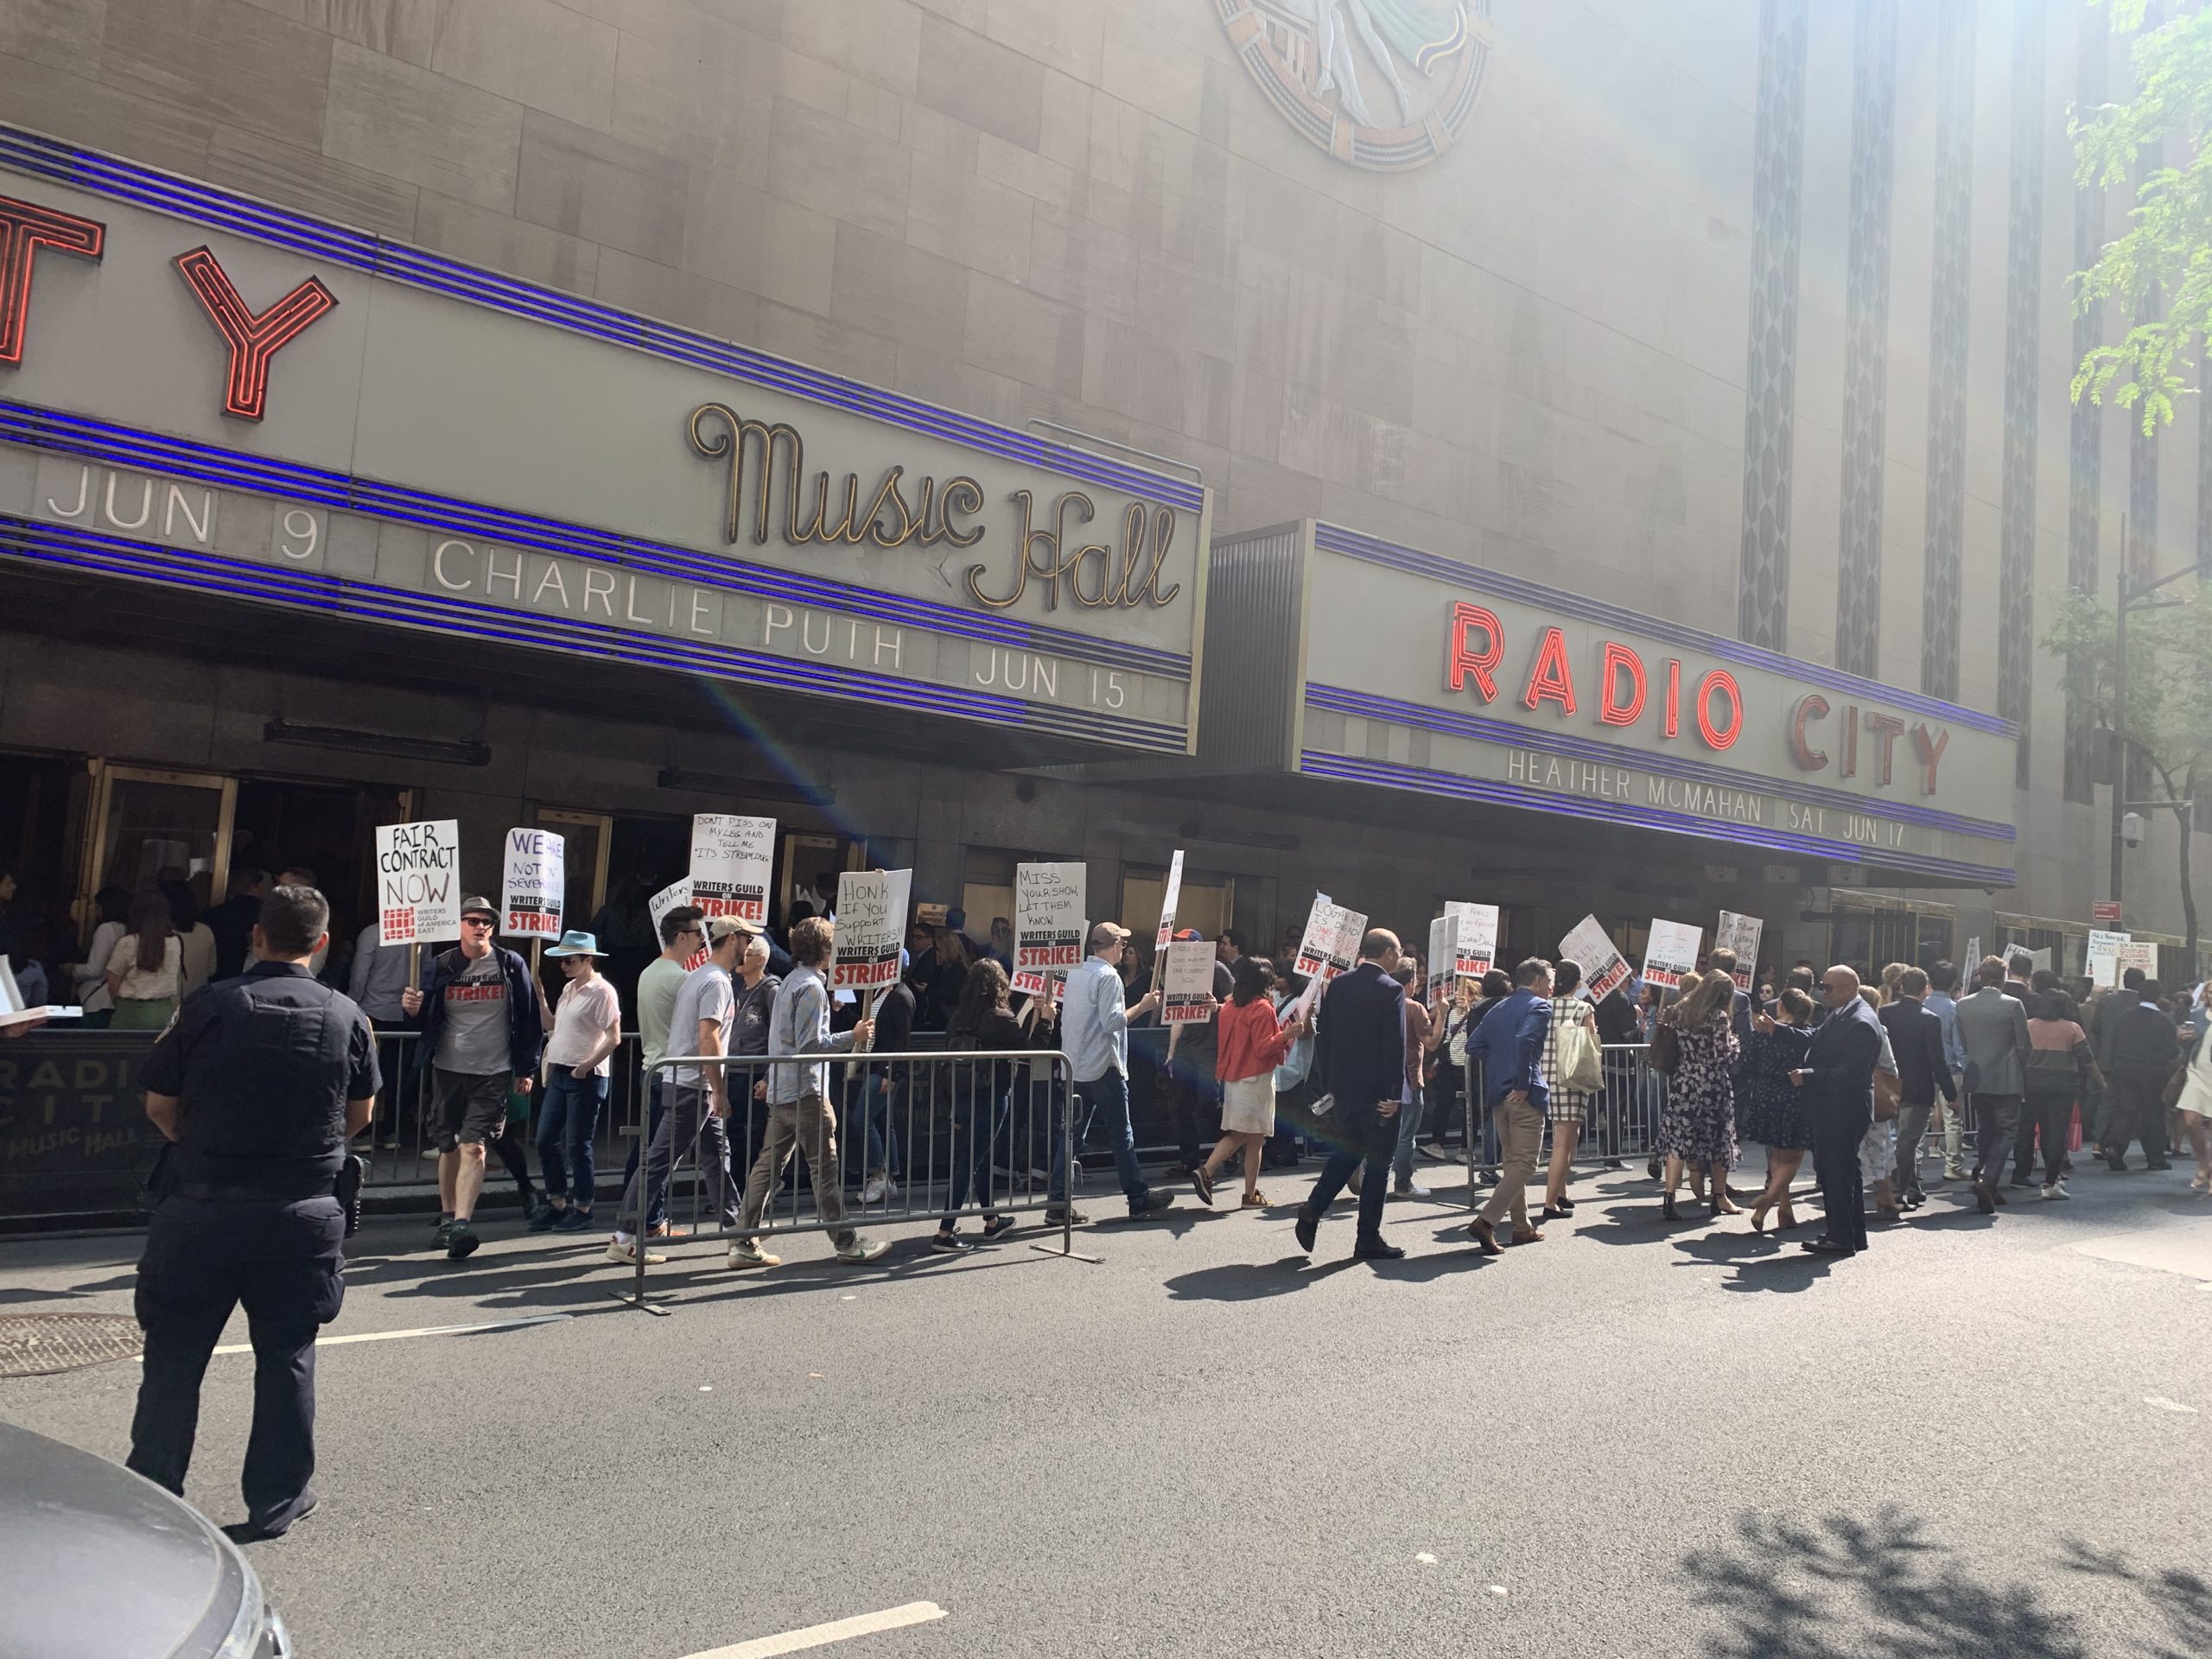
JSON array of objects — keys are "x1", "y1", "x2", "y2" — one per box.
[{"x1": 3, "y1": 1154, "x2": 2209, "y2": 1659}]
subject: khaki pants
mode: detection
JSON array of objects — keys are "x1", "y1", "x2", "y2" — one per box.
[
  {"x1": 1478, "y1": 1096, "x2": 1545, "y2": 1227},
  {"x1": 741, "y1": 1092, "x2": 855, "y2": 1249}
]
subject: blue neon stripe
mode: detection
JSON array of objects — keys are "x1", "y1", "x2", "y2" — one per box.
[
  {"x1": 0, "y1": 124, "x2": 1205, "y2": 514},
  {"x1": 1299, "y1": 749, "x2": 2017, "y2": 887},
  {"x1": 1312, "y1": 522, "x2": 2018, "y2": 737},
  {"x1": 1305, "y1": 682, "x2": 2014, "y2": 842},
  {"x1": 0, "y1": 399, "x2": 1192, "y2": 680},
  {"x1": 0, "y1": 514, "x2": 1188, "y2": 752}
]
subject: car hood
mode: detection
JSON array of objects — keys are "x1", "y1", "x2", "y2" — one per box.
[{"x1": 0, "y1": 1421, "x2": 252, "y2": 1658}]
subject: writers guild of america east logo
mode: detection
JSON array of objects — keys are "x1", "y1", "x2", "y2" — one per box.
[{"x1": 1215, "y1": 1, "x2": 1492, "y2": 170}]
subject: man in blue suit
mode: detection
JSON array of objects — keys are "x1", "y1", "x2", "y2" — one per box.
[
  {"x1": 1789, "y1": 965, "x2": 1885, "y2": 1256},
  {"x1": 1465, "y1": 958, "x2": 1554, "y2": 1255},
  {"x1": 1294, "y1": 929, "x2": 1409, "y2": 1262}
]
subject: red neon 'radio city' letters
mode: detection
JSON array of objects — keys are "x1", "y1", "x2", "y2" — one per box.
[
  {"x1": 1599, "y1": 642, "x2": 1646, "y2": 727},
  {"x1": 0, "y1": 194, "x2": 104, "y2": 365},
  {"x1": 1522, "y1": 627, "x2": 1578, "y2": 715},
  {"x1": 1446, "y1": 602, "x2": 1503, "y2": 701},
  {"x1": 1694, "y1": 669, "x2": 1744, "y2": 750},
  {"x1": 173, "y1": 246, "x2": 337, "y2": 421}
]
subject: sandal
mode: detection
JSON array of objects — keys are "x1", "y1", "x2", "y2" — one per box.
[{"x1": 1241, "y1": 1190, "x2": 1269, "y2": 1209}]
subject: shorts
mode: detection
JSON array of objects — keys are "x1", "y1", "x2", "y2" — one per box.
[{"x1": 432, "y1": 1068, "x2": 513, "y2": 1151}]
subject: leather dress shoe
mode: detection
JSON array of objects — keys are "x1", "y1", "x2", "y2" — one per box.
[{"x1": 1352, "y1": 1237, "x2": 1406, "y2": 1261}]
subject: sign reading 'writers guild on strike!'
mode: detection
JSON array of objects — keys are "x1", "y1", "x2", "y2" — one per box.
[
  {"x1": 833, "y1": 869, "x2": 912, "y2": 994},
  {"x1": 1014, "y1": 862, "x2": 1086, "y2": 997},
  {"x1": 500, "y1": 828, "x2": 564, "y2": 942},
  {"x1": 689, "y1": 815, "x2": 774, "y2": 925}
]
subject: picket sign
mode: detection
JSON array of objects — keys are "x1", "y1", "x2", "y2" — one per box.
[{"x1": 500, "y1": 828, "x2": 565, "y2": 942}]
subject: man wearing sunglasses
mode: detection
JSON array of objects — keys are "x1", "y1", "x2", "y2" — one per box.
[{"x1": 400, "y1": 895, "x2": 543, "y2": 1259}]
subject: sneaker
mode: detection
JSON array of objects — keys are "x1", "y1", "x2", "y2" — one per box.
[
  {"x1": 861, "y1": 1173, "x2": 893, "y2": 1205},
  {"x1": 528, "y1": 1204, "x2": 564, "y2": 1233},
  {"x1": 2040, "y1": 1182, "x2": 2070, "y2": 1200},
  {"x1": 1191, "y1": 1164, "x2": 1216, "y2": 1205},
  {"x1": 445, "y1": 1222, "x2": 480, "y2": 1261},
  {"x1": 1128, "y1": 1191, "x2": 1177, "y2": 1219},
  {"x1": 1390, "y1": 1181, "x2": 1432, "y2": 1200},
  {"x1": 836, "y1": 1236, "x2": 892, "y2": 1264},
  {"x1": 929, "y1": 1230, "x2": 969, "y2": 1254},
  {"x1": 606, "y1": 1237, "x2": 667, "y2": 1266},
  {"x1": 726, "y1": 1238, "x2": 780, "y2": 1268},
  {"x1": 522, "y1": 1196, "x2": 554, "y2": 1225},
  {"x1": 432, "y1": 1213, "x2": 454, "y2": 1248},
  {"x1": 550, "y1": 1207, "x2": 594, "y2": 1232}
]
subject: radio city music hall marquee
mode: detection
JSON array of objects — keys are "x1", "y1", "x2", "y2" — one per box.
[
  {"x1": 1205, "y1": 520, "x2": 2021, "y2": 886},
  {"x1": 1445, "y1": 603, "x2": 1957, "y2": 795},
  {"x1": 0, "y1": 156, "x2": 1205, "y2": 755}
]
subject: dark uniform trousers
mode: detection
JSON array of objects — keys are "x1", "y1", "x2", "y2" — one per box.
[
  {"x1": 130, "y1": 1194, "x2": 346, "y2": 1530},
  {"x1": 1810, "y1": 1109, "x2": 1870, "y2": 1253}
]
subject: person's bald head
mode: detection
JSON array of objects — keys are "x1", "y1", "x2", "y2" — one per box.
[
  {"x1": 1821, "y1": 964, "x2": 1861, "y2": 1009},
  {"x1": 1358, "y1": 928, "x2": 1402, "y2": 970}
]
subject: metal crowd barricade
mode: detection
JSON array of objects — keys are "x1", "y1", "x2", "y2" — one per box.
[
  {"x1": 354, "y1": 1030, "x2": 648, "y2": 1198},
  {"x1": 615, "y1": 1046, "x2": 1084, "y2": 1314},
  {"x1": 1444, "y1": 1044, "x2": 1663, "y2": 1209}
]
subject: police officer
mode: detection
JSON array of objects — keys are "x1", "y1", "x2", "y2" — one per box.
[{"x1": 127, "y1": 883, "x2": 378, "y2": 1542}]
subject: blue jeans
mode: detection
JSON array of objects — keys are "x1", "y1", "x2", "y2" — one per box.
[
  {"x1": 619, "y1": 1076, "x2": 670, "y2": 1230},
  {"x1": 1392, "y1": 1083, "x2": 1425, "y2": 1186},
  {"x1": 861, "y1": 1071, "x2": 899, "y2": 1177},
  {"x1": 537, "y1": 1071, "x2": 608, "y2": 1208},
  {"x1": 1052, "y1": 1071, "x2": 1149, "y2": 1211},
  {"x1": 943, "y1": 1087, "x2": 1010, "y2": 1224}
]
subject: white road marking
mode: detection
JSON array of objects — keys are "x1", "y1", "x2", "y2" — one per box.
[
  {"x1": 681, "y1": 1601, "x2": 947, "y2": 1659},
  {"x1": 181, "y1": 1313, "x2": 572, "y2": 1357}
]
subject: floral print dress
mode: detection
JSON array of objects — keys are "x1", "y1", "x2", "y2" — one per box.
[{"x1": 1655, "y1": 1015, "x2": 1739, "y2": 1168}]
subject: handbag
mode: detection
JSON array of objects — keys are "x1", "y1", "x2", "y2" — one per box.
[
  {"x1": 1560, "y1": 1009, "x2": 1604, "y2": 1094},
  {"x1": 1646, "y1": 1017, "x2": 1681, "y2": 1076},
  {"x1": 1873, "y1": 1067, "x2": 1902, "y2": 1122}
]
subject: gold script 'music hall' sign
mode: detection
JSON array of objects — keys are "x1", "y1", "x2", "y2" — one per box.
[{"x1": 0, "y1": 131, "x2": 1211, "y2": 756}]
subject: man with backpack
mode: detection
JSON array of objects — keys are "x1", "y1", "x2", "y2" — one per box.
[{"x1": 399, "y1": 895, "x2": 543, "y2": 1260}]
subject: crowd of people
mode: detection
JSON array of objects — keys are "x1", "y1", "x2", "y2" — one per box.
[
  {"x1": 67, "y1": 878, "x2": 2212, "y2": 1549},
  {"x1": 10, "y1": 860, "x2": 2212, "y2": 1268}
]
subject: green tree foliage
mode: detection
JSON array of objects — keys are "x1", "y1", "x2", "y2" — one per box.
[
  {"x1": 2071, "y1": 2, "x2": 2212, "y2": 433},
  {"x1": 2042, "y1": 583, "x2": 2212, "y2": 958}
]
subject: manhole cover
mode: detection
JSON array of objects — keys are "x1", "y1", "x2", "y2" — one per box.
[{"x1": 0, "y1": 1313, "x2": 144, "y2": 1377}]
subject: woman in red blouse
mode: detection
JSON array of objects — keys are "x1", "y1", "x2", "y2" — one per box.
[{"x1": 1195, "y1": 956, "x2": 1310, "y2": 1208}]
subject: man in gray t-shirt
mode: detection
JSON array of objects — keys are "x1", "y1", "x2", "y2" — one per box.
[
  {"x1": 399, "y1": 896, "x2": 541, "y2": 1261},
  {"x1": 610, "y1": 918, "x2": 750, "y2": 1263}
]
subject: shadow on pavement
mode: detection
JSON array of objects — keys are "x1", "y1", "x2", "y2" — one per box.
[
  {"x1": 1164, "y1": 1256, "x2": 1358, "y2": 1300},
  {"x1": 1687, "y1": 1510, "x2": 2088, "y2": 1658},
  {"x1": 2058, "y1": 1538, "x2": 2212, "y2": 1657}
]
